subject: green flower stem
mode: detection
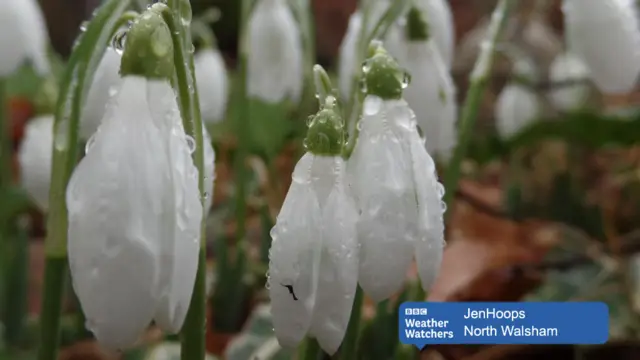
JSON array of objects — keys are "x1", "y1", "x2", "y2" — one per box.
[
  {"x1": 442, "y1": 0, "x2": 516, "y2": 219},
  {"x1": 299, "y1": 337, "x2": 321, "y2": 360},
  {"x1": 2, "y1": 223, "x2": 28, "y2": 347},
  {"x1": 159, "y1": 2, "x2": 207, "y2": 359},
  {"x1": 38, "y1": 1, "x2": 132, "y2": 359},
  {"x1": 0, "y1": 77, "x2": 9, "y2": 195},
  {"x1": 338, "y1": 286, "x2": 364, "y2": 359}
]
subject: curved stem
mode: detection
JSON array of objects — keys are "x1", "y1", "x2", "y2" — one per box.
[
  {"x1": 38, "y1": 1, "x2": 133, "y2": 359},
  {"x1": 338, "y1": 286, "x2": 364, "y2": 359},
  {"x1": 159, "y1": 3, "x2": 207, "y2": 359},
  {"x1": 442, "y1": 0, "x2": 516, "y2": 219}
]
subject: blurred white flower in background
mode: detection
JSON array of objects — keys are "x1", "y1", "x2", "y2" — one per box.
[
  {"x1": 195, "y1": 48, "x2": 228, "y2": 123},
  {"x1": 80, "y1": 47, "x2": 123, "y2": 140},
  {"x1": 496, "y1": 59, "x2": 541, "y2": 138},
  {"x1": 203, "y1": 125, "x2": 215, "y2": 212},
  {"x1": 548, "y1": 52, "x2": 591, "y2": 111},
  {"x1": 562, "y1": 0, "x2": 640, "y2": 94},
  {"x1": 247, "y1": 0, "x2": 303, "y2": 103},
  {"x1": 385, "y1": 8, "x2": 458, "y2": 162},
  {"x1": 0, "y1": 0, "x2": 50, "y2": 75},
  {"x1": 67, "y1": 76, "x2": 202, "y2": 350},
  {"x1": 17, "y1": 115, "x2": 53, "y2": 211},
  {"x1": 414, "y1": 0, "x2": 455, "y2": 69}
]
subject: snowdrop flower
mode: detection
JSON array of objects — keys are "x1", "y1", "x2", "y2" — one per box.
[
  {"x1": 349, "y1": 44, "x2": 445, "y2": 302},
  {"x1": 268, "y1": 96, "x2": 358, "y2": 354},
  {"x1": 0, "y1": 0, "x2": 49, "y2": 75},
  {"x1": 67, "y1": 6, "x2": 202, "y2": 349},
  {"x1": 80, "y1": 47, "x2": 123, "y2": 140},
  {"x1": 385, "y1": 7, "x2": 457, "y2": 161},
  {"x1": 562, "y1": 0, "x2": 640, "y2": 94},
  {"x1": 496, "y1": 59, "x2": 540, "y2": 138},
  {"x1": 548, "y1": 52, "x2": 591, "y2": 111},
  {"x1": 194, "y1": 48, "x2": 228, "y2": 123},
  {"x1": 17, "y1": 115, "x2": 53, "y2": 211},
  {"x1": 247, "y1": 0, "x2": 303, "y2": 103},
  {"x1": 414, "y1": 0, "x2": 455, "y2": 69}
]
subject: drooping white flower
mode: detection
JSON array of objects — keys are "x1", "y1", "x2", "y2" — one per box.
[
  {"x1": 247, "y1": 0, "x2": 303, "y2": 103},
  {"x1": 17, "y1": 115, "x2": 53, "y2": 211},
  {"x1": 348, "y1": 95, "x2": 445, "y2": 302},
  {"x1": 414, "y1": 0, "x2": 455, "y2": 69},
  {"x1": 562, "y1": 0, "x2": 640, "y2": 94},
  {"x1": 548, "y1": 53, "x2": 591, "y2": 111},
  {"x1": 194, "y1": 48, "x2": 228, "y2": 123},
  {"x1": 268, "y1": 100, "x2": 358, "y2": 354},
  {"x1": 496, "y1": 59, "x2": 540, "y2": 138},
  {"x1": 385, "y1": 19, "x2": 457, "y2": 162},
  {"x1": 338, "y1": 11, "x2": 363, "y2": 102},
  {"x1": 0, "y1": 0, "x2": 49, "y2": 75},
  {"x1": 81, "y1": 47, "x2": 123, "y2": 140},
  {"x1": 67, "y1": 76, "x2": 202, "y2": 349}
]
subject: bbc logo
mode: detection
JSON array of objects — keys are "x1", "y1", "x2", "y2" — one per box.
[{"x1": 405, "y1": 308, "x2": 428, "y2": 315}]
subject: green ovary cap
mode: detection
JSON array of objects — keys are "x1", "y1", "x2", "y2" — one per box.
[
  {"x1": 363, "y1": 45, "x2": 406, "y2": 100},
  {"x1": 305, "y1": 98, "x2": 345, "y2": 156},
  {"x1": 120, "y1": 4, "x2": 174, "y2": 79},
  {"x1": 406, "y1": 6, "x2": 430, "y2": 41}
]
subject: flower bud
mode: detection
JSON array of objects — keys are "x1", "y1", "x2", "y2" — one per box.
[
  {"x1": 0, "y1": 0, "x2": 49, "y2": 75},
  {"x1": 120, "y1": 4, "x2": 174, "y2": 80},
  {"x1": 17, "y1": 115, "x2": 53, "y2": 211},
  {"x1": 304, "y1": 97, "x2": 345, "y2": 156},
  {"x1": 362, "y1": 44, "x2": 407, "y2": 100}
]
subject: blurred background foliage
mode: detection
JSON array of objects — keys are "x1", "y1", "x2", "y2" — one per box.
[{"x1": 3, "y1": 0, "x2": 640, "y2": 359}]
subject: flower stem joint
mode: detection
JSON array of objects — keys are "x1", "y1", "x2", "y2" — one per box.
[
  {"x1": 120, "y1": 4, "x2": 174, "y2": 80},
  {"x1": 362, "y1": 42, "x2": 408, "y2": 100},
  {"x1": 304, "y1": 97, "x2": 345, "y2": 156}
]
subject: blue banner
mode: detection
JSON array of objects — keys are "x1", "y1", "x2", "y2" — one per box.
[{"x1": 399, "y1": 302, "x2": 609, "y2": 348}]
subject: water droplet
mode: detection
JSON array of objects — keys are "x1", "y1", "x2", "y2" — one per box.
[
  {"x1": 185, "y1": 135, "x2": 196, "y2": 153},
  {"x1": 359, "y1": 77, "x2": 368, "y2": 94},
  {"x1": 361, "y1": 60, "x2": 371, "y2": 73},
  {"x1": 440, "y1": 201, "x2": 447, "y2": 212},
  {"x1": 108, "y1": 86, "x2": 118, "y2": 97},
  {"x1": 356, "y1": 121, "x2": 363, "y2": 131},
  {"x1": 79, "y1": 21, "x2": 89, "y2": 32},
  {"x1": 111, "y1": 29, "x2": 128, "y2": 55},
  {"x1": 306, "y1": 115, "x2": 314, "y2": 127},
  {"x1": 302, "y1": 138, "x2": 309, "y2": 150},
  {"x1": 203, "y1": 192, "x2": 210, "y2": 200},
  {"x1": 401, "y1": 71, "x2": 412, "y2": 89},
  {"x1": 85, "y1": 134, "x2": 97, "y2": 154},
  {"x1": 435, "y1": 183, "x2": 445, "y2": 198},
  {"x1": 363, "y1": 96, "x2": 383, "y2": 116},
  {"x1": 318, "y1": 115, "x2": 327, "y2": 124}
]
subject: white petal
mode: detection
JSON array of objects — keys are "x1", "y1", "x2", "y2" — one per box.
[
  {"x1": 548, "y1": 52, "x2": 591, "y2": 111},
  {"x1": 195, "y1": 49, "x2": 229, "y2": 123},
  {"x1": 495, "y1": 84, "x2": 539, "y2": 138},
  {"x1": 146, "y1": 81, "x2": 203, "y2": 334},
  {"x1": 308, "y1": 159, "x2": 359, "y2": 355},
  {"x1": 67, "y1": 77, "x2": 168, "y2": 350},
  {"x1": 81, "y1": 47, "x2": 123, "y2": 140},
  {"x1": 408, "y1": 131, "x2": 445, "y2": 292},
  {"x1": 338, "y1": 11, "x2": 363, "y2": 102},
  {"x1": 247, "y1": 0, "x2": 303, "y2": 103},
  {"x1": 268, "y1": 153, "x2": 322, "y2": 348},
  {"x1": 0, "y1": 0, "x2": 49, "y2": 75},
  {"x1": 563, "y1": 0, "x2": 640, "y2": 94},
  {"x1": 414, "y1": 0, "x2": 455, "y2": 68},
  {"x1": 348, "y1": 99, "x2": 417, "y2": 302},
  {"x1": 17, "y1": 115, "x2": 53, "y2": 211}
]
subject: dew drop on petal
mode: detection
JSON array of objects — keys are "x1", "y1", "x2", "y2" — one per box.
[
  {"x1": 363, "y1": 95, "x2": 383, "y2": 116},
  {"x1": 111, "y1": 30, "x2": 128, "y2": 55},
  {"x1": 402, "y1": 71, "x2": 411, "y2": 89},
  {"x1": 185, "y1": 135, "x2": 196, "y2": 153},
  {"x1": 203, "y1": 192, "x2": 209, "y2": 200},
  {"x1": 436, "y1": 183, "x2": 445, "y2": 198},
  {"x1": 85, "y1": 134, "x2": 97, "y2": 154},
  {"x1": 440, "y1": 201, "x2": 447, "y2": 213}
]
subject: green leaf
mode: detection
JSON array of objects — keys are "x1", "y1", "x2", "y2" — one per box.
[{"x1": 224, "y1": 304, "x2": 294, "y2": 360}]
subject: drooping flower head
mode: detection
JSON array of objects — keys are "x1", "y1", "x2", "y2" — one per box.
[
  {"x1": 562, "y1": 0, "x2": 640, "y2": 94},
  {"x1": 17, "y1": 115, "x2": 53, "y2": 211},
  {"x1": 67, "y1": 5, "x2": 203, "y2": 349},
  {"x1": 194, "y1": 48, "x2": 228, "y2": 123},
  {"x1": 348, "y1": 42, "x2": 445, "y2": 302},
  {"x1": 0, "y1": 0, "x2": 50, "y2": 75},
  {"x1": 385, "y1": 6, "x2": 458, "y2": 161},
  {"x1": 247, "y1": 0, "x2": 303, "y2": 103},
  {"x1": 268, "y1": 88, "x2": 358, "y2": 354},
  {"x1": 548, "y1": 52, "x2": 591, "y2": 111},
  {"x1": 495, "y1": 58, "x2": 540, "y2": 138}
]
